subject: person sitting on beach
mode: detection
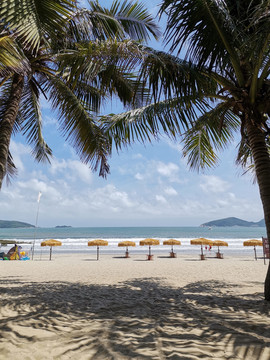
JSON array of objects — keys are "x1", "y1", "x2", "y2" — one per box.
[{"x1": 0, "y1": 244, "x2": 22, "y2": 260}]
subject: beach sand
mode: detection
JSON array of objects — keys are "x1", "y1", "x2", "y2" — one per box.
[{"x1": 0, "y1": 252, "x2": 269, "y2": 359}]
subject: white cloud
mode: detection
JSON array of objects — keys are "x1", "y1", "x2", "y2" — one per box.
[
  {"x1": 0, "y1": 134, "x2": 264, "y2": 227},
  {"x1": 49, "y1": 159, "x2": 67, "y2": 174},
  {"x1": 10, "y1": 141, "x2": 30, "y2": 173},
  {"x1": 17, "y1": 178, "x2": 62, "y2": 203},
  {"x1": 199, "y1": 175, "x2": 230, "y2": 193},
  {"x1": 135, "y1": 172, "x2": 144, "y2": 180},
  {"x1": 155, "y1": 195, "x2": 167, "y2": 203},
  {"x1": 107, "y1": 185, "x2": 134, "y2": 208},
  {"x1": 165, "y1": 138, "x2": 182, "y2": 153},
  {"x1": 132, "y1": 153, "x2": 143, "y2": 160},
  {"x1": 68, "y1": 160, "x2": 92, "y2": 183},
  {"x1": 89, "y1": 184, "x2": 136, "y2": 211},
  {"x1": 217, "y1": 199, "x2": 229, "y2": 207},
  {"x1": 44, "y1": 114, "x2": 58, "y2": 126},
  {"x1": 164, "y1": 187, "x2": 178, "y2": 196},
  {"x1": 156, "y1": 161, "x2": 179, "y2": 178},
  {"x1": 49, "y1": 159, "x2": 92, "y2": 183}
]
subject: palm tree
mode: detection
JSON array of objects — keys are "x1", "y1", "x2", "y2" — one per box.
[
  {"x1": 0, "y1": 0, "x2": 159, "y2": 187},
  {"x1": 101, "y1": 0, "x2": 270, "y2": 300}
]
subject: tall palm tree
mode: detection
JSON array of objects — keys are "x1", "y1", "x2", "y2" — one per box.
[
  {"x1": 101, "y1": 0, "x2": 270, "y2": 300},
  {"x1": 0, "y1": 0, "x2": 159, "y2": 187}
]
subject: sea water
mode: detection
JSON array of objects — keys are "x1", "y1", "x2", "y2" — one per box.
[{"x1": 0, "y1": 226, "x2": 267, "y2": 257}]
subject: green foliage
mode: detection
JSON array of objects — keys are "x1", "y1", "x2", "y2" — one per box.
[
  {"x1": 0, "y1": 0, "x2": 160, "y2": 182},
  {"x1": 201, "y1": 217, "x2": 265, "y2": 227},
  {"x1": 103, "y1": 0, "x2": 270, "y2": 176},
  {"x1": 0, "y1": 220, "x2": 34, "y2": 228}
]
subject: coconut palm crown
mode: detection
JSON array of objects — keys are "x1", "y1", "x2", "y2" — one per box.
[
  {"x1": 101, "y1": 0, "x2": 270, "y2": 300},
  {"x1": 0, "y1": 0, "x2": 160, "y2": 187}
]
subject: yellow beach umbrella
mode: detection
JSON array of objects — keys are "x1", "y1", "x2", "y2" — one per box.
[
  {"x1": 190, "y1": 238, "x2": 214, "y2": 259},
  {"x1": 118, "y1": 241, "x2": 136, "y2": 258},
  {"x1": 163, "y1": 239, "x2": 181, "y2": 257},
  {"x1": 212, "y1": 240, "x2": 228, "y2": 258},
  {"x1": 140, "y1": 238, "x2": 160, "y2": 260},
  {"x1": 243, "y1": 239, "x2": 263, "y2": 260},
  {"x1": 88, "y1": 239, "x2": 108, "y2": 260},
  {"x1": 41, "y1": 239, "x2": 62, "y2": 260}
]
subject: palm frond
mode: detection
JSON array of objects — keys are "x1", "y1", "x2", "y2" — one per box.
[
  {"x1": 235, "y1": 138, "x2": 258, "y2": 183},
  {"x1": 100, "y1": 97, "x2": 211, "y2": 151},
  {"x1": 108, "y1": 0, "x2": 161, "y2": 41},
  {"x1": 66, "y1": 0, "x2": 160, "y2": 44},
  {"x1": 160, "y1": 0, "x2": 243, "y2": 82},
  {"x1": 0, "y1": 78, "x2": 19, "y2": 133},
  {"x1": 19, "y1": 79, "x2": 52, "y2": 163},
  {"x1": 46, "y1": 74, "x2": 111, "y2": 177},
  {"x1": 57, "y1": 39, "x2": 145, "y2": 110},
  {"x1": 138, "y1": 49, "x2": 219, "y2": 103},
  {"x1": 67, "y1": 5, "x2": 123, "y2": 43},
  {"x1": 0, "y1": 35, "x2": 26, "y2": 76},
  {"x1": 5, "y1": 151, "x2": 18, "y2": 186},
  {"x1": 0, "y1": 0, "x2": 75, "y2": 52},
  {"x1": 57, "y1": 39, "x2": 144, "y2": 88},
  {"x1": 72, "y1": 80, "x2": 105, "y2": 113},
  {"x1": 182, "y1": 103, "x2": 240, "y2": 171}
]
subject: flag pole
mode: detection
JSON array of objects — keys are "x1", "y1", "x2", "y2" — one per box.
[{"x1": 32, "y1": 191, "x2": 42, "y2": 260}]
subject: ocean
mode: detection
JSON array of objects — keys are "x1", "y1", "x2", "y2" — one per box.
[{"x1": 0, "y1": 226, "x2": 267, "y2": 257}]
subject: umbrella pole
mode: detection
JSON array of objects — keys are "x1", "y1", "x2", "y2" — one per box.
[
  {"x1": 97, "y1": 246, "x2": 99, "y2": 260},
  {"x1": 49, "y1": 246, "x2": 52, "y2": 261},
  {"x1": 149, "y1": 245, "x2": 151, "y2": 257},
  {"x1": 200, "y1": 244, "x2": 205, "y2": 260},
  {"x1": 254, "y1": 246, "x2": 257, "y2": 260}
]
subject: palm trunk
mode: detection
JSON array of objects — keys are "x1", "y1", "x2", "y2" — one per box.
[
  {"x1": 246, "y1": 120, "x2": 270, "y2": 301},
  {"x1": 0, "y1": 74, "x2": 24, "y2": 188}
]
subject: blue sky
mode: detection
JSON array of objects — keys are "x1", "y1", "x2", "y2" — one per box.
[{"x1": 0, "y1": 0, "x2": 264, "y2": 227}]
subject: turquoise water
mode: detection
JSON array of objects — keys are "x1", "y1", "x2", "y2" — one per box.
[
  {"x1": 0, "y1": 226, "x2": 266, "y2": 240},
  {"x1": 0, "y1": 226, "x2": 267, "y2": 257}
]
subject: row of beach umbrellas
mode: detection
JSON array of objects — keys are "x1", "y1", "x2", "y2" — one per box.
[
  {"x1": 190, "y1": 237, "x2": 264, "y2": 260},
  {"x1": 40, "y1": 237, "x2": 264, "y2": 261}
]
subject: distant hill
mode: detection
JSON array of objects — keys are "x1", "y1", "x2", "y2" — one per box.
[
  {"x1": 201, "y1": 217, "x2": 265, "y2": 227},
  {"x1": 0, "y1": 220, "x2": 35, "y2": 228},
  {"x1": 55, "y1": 225, "x2": 72, "y2": 228}
]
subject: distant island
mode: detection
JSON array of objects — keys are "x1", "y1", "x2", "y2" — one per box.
[
  {"x1": 0, "y1": 220, "x2": 35, "y2": 228},
  {"x1": 201, "y1": 217, "x2": 265, "y2": 227},
  {"x1": 55, "y1": 225, "x2": 72, "y2": 228}
]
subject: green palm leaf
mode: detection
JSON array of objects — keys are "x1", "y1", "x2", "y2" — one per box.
[
  {"x1": 57, "y1": 39, "x2": 144, "y2": 90},
  {"x1": 160, "y1": 0, "x2": 243, "y2": 83},
  {"x1": 101, "y1": 97, "x2": 211, "y2": 151},
  {"x1": 46, "y1": 74, "x2": 111, "y2": 177},
  {"x1": 67, "y1": 0, "x2": 160, "y2": 45},
  {"x1": 0, "y1": 0, "x2": 75, "y2": 52},
  {"x1": 0, "y1": 35, "x2": 25, "y2": 75},
  {"x1": 19, "y1": 80, "x2": 52, "y2": 163},
  {"x1": 138, "y1": 49, "x2": 218, "y2": 103},
  {"x1": 108, "y1": 0, "x2": 161, "y2": 41},
  {"x1": 182, "y1": 104, "x2": 240, "y2": 170},
  {"x1": 5, "y1": 151, "x2": 18, "y2": 185}
]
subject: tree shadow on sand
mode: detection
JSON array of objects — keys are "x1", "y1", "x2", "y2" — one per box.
[{"x1": 0, "y1": 277, "x2": 269, "y2": 359}]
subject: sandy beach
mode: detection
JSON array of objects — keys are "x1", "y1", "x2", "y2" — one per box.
[{"x1": 0, "y1": 252, "x2": 270, "y2": 359}]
